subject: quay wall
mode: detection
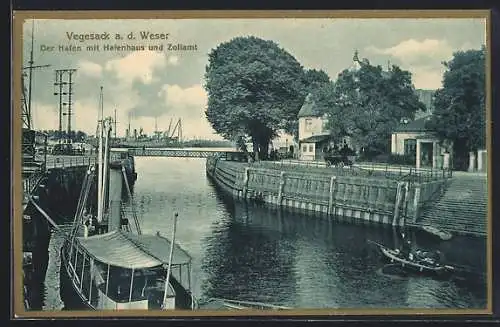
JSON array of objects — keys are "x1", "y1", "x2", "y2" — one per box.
[
  {"x1": 23, "y1": 165, "x2": 94, "y2": 310},
  {"x1": 206, "y1": 157, "x2": 446, "y2": 227}
]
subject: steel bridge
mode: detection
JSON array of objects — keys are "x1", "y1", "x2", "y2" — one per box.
[{"x1": 127, "y1": 148, "x2": 231, "y2": 158}]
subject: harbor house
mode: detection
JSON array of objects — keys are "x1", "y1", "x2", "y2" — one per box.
[
  {"x1": 297, "y1": 94, "x2": 330, "y2": 161},
  {"x1": 297, "y1": 51, "x2": 363, "y2": 161},
  {"x1": 390, "y1": 116, "x2": 450, "y2": 169}
]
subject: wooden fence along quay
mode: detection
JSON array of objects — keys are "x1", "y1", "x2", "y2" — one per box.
[{"x1": 206, "y1": 155, "x2": 452, "y2": 229}]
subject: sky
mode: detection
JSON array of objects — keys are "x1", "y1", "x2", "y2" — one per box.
[{"x1": 21, "y1": 17, "x2": 486, "y2": 139}]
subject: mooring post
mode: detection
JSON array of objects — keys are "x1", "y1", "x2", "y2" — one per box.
[
  {"x1": 412, "y1": 184, "x2": 421, "y2": 223},
  {"x1": 401, "y1": 181, "x2": 410, "y2": 227},
  {"x1": 277, "y1": 171, "x2": 286, "y2": 206},
  {"x1": 392, "y1": 181, "x2": 404, "y2": 226},
  {"x1": 328, "y1": 176, "x2": 337, "y2": 216}
]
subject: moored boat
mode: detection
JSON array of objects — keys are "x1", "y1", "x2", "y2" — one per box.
[
  {"x1": 59, "y1": 227, "x2": 196, "y2": 310},
  {"x1": 59, "y1": 93, "x2": 196, "y2": 311}
]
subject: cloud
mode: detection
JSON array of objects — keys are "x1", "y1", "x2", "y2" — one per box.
[
  {"x1": 366, "y1": 39, "x2": 455, "y2": 65},
  {"x1": 31, "y1": 102, "x2": 60, "y2": 132},
  {"x1": 77, "y1": 60, "x2": 103, "y2": 78},
  {"x1": 26, "y1": 19, "x2": 486, "y2": 139},
  {"x1": 365, "y1": 39, "x2": 485, "y2": 89},
  {"x1": 104, "y1": 50, "x2": 167, "y2": 85},
  {"x1": 410, "y1": 67, "x2": 444, "y2": 90},
  {"x1": 160, "y1": 84, "x2": 208, "y2": 112},
  {"x1": 31, "y1": 100, "x2": 99, "y2": 135}
]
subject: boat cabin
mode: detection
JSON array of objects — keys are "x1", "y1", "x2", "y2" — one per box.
[
  {"x1": 63, "y1": 230, "x2": 194, "y2": 310},
  {"x1": 109, "y1": 148, "x2": 136, "y2": 182}
]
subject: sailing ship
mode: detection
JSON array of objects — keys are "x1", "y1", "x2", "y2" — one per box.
[{"x1": 59, "y1": 93, "x2": 196, "y2": 310}]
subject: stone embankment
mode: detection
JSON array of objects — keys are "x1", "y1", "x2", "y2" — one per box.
[
  {"x1": 206, "y1": 157, "x2": 448, "y2": 229},
  {"x1": 416, "y1": 173, "x2": 488, "y2": 236},
  {"x1": 206, "y1": 156, "x2": 486, "y2": 237}
]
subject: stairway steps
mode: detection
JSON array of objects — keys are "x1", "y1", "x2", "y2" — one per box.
[{"x1": 417, "y1": 175, "x2": 487, "y2": 236}]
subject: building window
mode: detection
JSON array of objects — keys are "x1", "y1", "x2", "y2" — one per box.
[
  {"x1": 404, "y1": 139, "x2": 417, "y2": 156},
  {"x1": 305, "y1": 118, "x2": 313, "y2": 132},
  {"x1": 309, "y1": 145, "x2": 314, "y2": 153},
  {"x1": 302, "y1": 145, "x2": 307, "y2": 153}
]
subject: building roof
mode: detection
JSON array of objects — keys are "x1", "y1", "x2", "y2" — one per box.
[
  {"x1": 300, "y1": 134, "x2": 330, "y2": 143},
  {"x1": 394, "y1": 116, "x2": 433, "y2": 133},
  {"x1": 298, "y1": 93, "x2": 325, "y2": 118},
  {"x1": 77, "y1": 230, "x2": 192, "y2": 269}
]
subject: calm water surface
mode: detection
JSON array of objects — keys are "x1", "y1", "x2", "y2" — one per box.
[{"x1": 42, "y1": 156, "x2": 487, "y2": 310}]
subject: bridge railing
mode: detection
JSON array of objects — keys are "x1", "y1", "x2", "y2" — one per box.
[
  {"x1": 45, "y1": 155, "x2": 97, "y2": 170},
  {"x1": 128, "y1": 148, "x2": 229, "y2": 158},
  {"x1": 246, "y1": 159, "x2": 453, "y2": 182}
]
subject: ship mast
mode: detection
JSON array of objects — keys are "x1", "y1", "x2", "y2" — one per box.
[
  {"x1": 97, "y1": 87, "x2": 104, "y2": 223},
  {"x1": 22, "y1": 20, "x2": 50, "y2": 130}
]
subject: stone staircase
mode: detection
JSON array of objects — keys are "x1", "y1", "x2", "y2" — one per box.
[{"x1": 417, "y1": 174, "x2": 488, "y2": 236}]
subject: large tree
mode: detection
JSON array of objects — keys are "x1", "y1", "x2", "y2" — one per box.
[
  {"x1": 321, "y1": 61, "x2": 425, "y2": 156},
  {"x1": 204, "y1": 36, "x2": 310, "y2": 160},
  {"x1": 426, "y1": 47, "x2": 486, "y2": 170}
]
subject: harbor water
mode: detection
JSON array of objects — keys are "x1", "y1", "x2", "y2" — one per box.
[{"x1": 40, "y1": 156, "x2": 487, "y2": 310}]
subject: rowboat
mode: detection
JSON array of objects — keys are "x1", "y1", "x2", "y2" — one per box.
[
  {"x1": 197, "y1": 298, "x2": 292, "y2": 310},
  {"x1": 369, "y1": 240, "x2": 455, "y2": 275}
]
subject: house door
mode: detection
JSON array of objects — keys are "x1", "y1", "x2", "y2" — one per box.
[{"x1": 420, "y1": 142, "x2": 433, "y2": 167}]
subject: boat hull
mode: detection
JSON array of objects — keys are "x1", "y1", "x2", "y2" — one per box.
[
  {"x1": 59, "y1": 247, "x2": 94, "y2": 310},
  {"x1": 378, "y1": 245, "x2": 452, "y2": 276}
]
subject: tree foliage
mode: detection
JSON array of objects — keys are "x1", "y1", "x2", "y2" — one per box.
[
  {"x1": 426, "y1": 47, "x2": 486, "y2": 167},
  {"x1": 204, "y1": 36, "x2": 319, "y2": 159},
  {"x1": 321, "y1": 61, "x2": 425, "y2": 156}
]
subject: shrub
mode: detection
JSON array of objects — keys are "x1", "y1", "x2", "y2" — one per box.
[{"x1": 359, "y1": 153, "x2": 416, "y2": 166}]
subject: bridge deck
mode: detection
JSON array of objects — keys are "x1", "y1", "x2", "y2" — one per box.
[
  {"x1": 128, "y1": 148, "x2": 231, "y2": 158},
  {"x1": 44, "y1": 155, "x2": 96, "y2": 169}
]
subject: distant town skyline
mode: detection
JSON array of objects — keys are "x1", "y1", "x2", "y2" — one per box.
[{"x1": 22, "y1": 17, "x2": 486, "y2": 139}]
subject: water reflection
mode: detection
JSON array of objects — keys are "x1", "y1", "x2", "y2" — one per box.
[{"x1": 42, "y1": 157, "x2": 487, "y2": 310}]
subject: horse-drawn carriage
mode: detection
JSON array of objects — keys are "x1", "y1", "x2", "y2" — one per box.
[
  {"x1": 324, "y1": 154, "x2": 354, "y2": 167},
  {"x1": 323, "y1": 145, "x2": 356, "y2": 167}
]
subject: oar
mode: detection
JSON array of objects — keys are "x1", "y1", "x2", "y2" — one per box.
[
  {"x1": 444, "y1": 264, "x2": 456, "y2": 271},
  {"x1": 367, "y1": 239, "x2": 386, "y2": 248}
]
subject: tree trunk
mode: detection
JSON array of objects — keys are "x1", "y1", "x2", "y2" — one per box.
[
  {"x1": 453, "y1": 139, "x2": 468, "y2": 171},
  {"x1": 252, "y1": 137, "x2": 259, "y2": 161},
  {"x1": 259, "y1": 140, "x2": 269, "y2": 161}
]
